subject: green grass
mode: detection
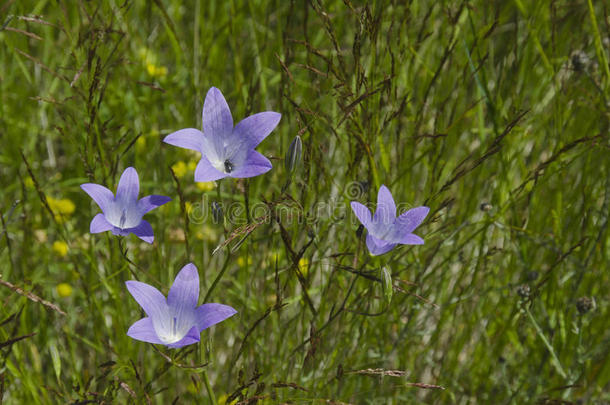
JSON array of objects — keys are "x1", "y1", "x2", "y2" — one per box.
[{"x1": 1, "y1": 0, "x2": 609, "y2": 403}]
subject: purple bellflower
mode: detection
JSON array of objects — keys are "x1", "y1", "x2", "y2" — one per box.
[
  {"x1": 80, "y1": 167, "x2": 170, "y2": 244},
  {"x1": 163, "y1": 87, "x2": 281, "y2": 181},
  {"x1": 125, "y1": 263, "x2": 237, "y2": 348},
  {"x1": 351, "y1": 185, "x2": 430, "y2": 256}
]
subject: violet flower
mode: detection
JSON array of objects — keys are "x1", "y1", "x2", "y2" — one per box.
[
  {"x1": 351, "y1": 185, "x2": 429, "y2": 256},
  {"x1": 163, "y1": 87, "x2": 281, "y2": 181},
  {"x1": 80, "y1": 167, "x2": 170, "y2": 244},
  {"x1": 125, "y1": 263, "x2": 237, "y2": 348}
]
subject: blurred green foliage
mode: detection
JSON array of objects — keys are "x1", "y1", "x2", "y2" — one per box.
[{"x1": 0, "y1": 0, "x2": 609, "y2": 403}]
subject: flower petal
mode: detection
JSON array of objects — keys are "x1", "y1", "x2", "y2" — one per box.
[
  {"x1": 128, "y1": 220, "x2": 154, "y2": 244},
  {"x1": 80, "y1": 183, "x2": 114, "y2": 214},
  {"x1": 195, "y1": 303, "x2": 237, "y2": 331},
  {"x1": 163, "y1": 128, "x2": 205, "y2": 152},
  {"x1": 229, "y1": 150, "x2": 272, "y2": 178},
  {"x1": 194, "y1": 157, "x2": 228, "y2": 182},
  {"x1": 112, "y1": 226, "x2": 129, "y2": 236},
  {"x1": 202, "y1": 87, "x2": 233, "y2": 137},
  {"x1": 127, "y1": 317, "x2": 164, "y2": 344},
  {"x1": 125, "y1": 280, "x2": 168, "y2": 320},
  {"x1": 90, "y1": 213, "x2": 113, "y2": 233},
  {"x1": 350, "y1": 202, "x2": 371, "y2": 228},
  {"x1": 167, "y1": 326, "x2": 200, "y2": 349},
  {"x1": 233, "y1": 111, "x2": 281, "y2": 148},
  {"x1": 399, "y1": 233, "x2": 425, "y2": 245},
  {"x1": 373, "y1": 185, "x2": 396, "y2": 225},
  {"x1": 395, "y1": 206, "x2": 429, "y2": 233},
  {"x1": 168, "y1": 263, "x2": 200, "y2": 314},
  {"x1": 366, "y1": 233, "x2": 396, "y2": 256},
  {"x1": 116, "y1": 167, "x2": 139, "y2": 203},
  {"x1": 138, "y1": 195, "x2": 171, "y2": 215}
]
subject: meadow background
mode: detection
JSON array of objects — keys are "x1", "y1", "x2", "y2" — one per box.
[{"x1": 1, "y1": 0, "x2": 609, "y2": 403}]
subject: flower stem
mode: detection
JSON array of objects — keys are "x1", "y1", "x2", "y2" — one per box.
[
  {"x1": 202, "y1": 369, "x2": 217, "y2": 404},
  {"x1": 525, "y1": 306, "x2": 568, "y2": 379},
  {"x1": 203, "y1": 252, "x2": 232, "y2": 303}
]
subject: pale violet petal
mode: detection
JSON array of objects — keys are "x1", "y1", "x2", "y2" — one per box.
[
  {"x1": 167, "y1": 263, "x2": 200, "y2": 312},
  {"x1": 81, "y1": 183, "x2": 115, "y2": 214},
  {"x1": 350, "y1": 202, "x2": 372, "y2": 228},
  {"x1": 366, "y1": 233, "x2": 396, "y2": 256},
  {"x1": 166, "y1": 326, "x2": 200, "y2": 349},
  {"x1": 125, "y1": 280, "x2": 168, "y2": 320},
  {"x1": 228, "y1": 150, "x2": 272, "y2": 178},
  {"x1": 202, "y1": 87, "x2": 233, "y2": 138},
  {"x1": 194, "y1": 157, "x2": 229, "y2": 182},
  {"x1": 399, "y1": 233, "x2": 425, "y2": 245},
  {"x1": 128, "y1": 220, "x2": 154, "y2": 244},
  {"x1": 372, "y1": 185, "x2": 396, "y2": 226},
  {"x1": 105, "y1": 200, "x2": 142, "y2": 230},
  {"x1": 127, "y1": 317, "x2": 164, "y2": 344},
  {"x1": 195, "y1": 303, "x2": 237, "y2": 331},
  {"x1": 163, "y1": 128, "x2": 205, "y2": 152},
  {"x1": 138, "y1": 195, "x2": 171, "y2": 216},
  {"x1": 233, "y1": 111, "x2": 281, "y2": 148},
  {"x1": 395, "y1": 206, "x2": 429, "y2": 233},
  {"x1": 90, "y1": 213, "x2": 113, "y2": 233},
  {"x1": 116, "y1": 167, "x2": 140, "y2": 203}
]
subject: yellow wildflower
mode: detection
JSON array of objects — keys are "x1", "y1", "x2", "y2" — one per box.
[
  {"x1": 196, "y1": 181, "x2": 215, "y2": 192},
  {"x1": 146, "y1": 63, "x2": 168, "y2": 78},
  {"x1": 237, "y1": 256, "x2": 252, "y2": 267},
  {"x1": 136, "y1": 135, "x2": 146, "y2": 152},
  {"x1": 217, "y1": 394, "x2": 238, "y2": 405},
  {"x1": 52, "y1": 241, "x2": 68, "y2": 257},
  {"x1": 56, "y1": 283, "x2": 73, "y2": 298},
  {"x1": 299, "y1": 258, "x2": 309, "y2": 277},
  {"x1": 171, "y1": 161, "x2": 189, "y2": 178},
  {"x1": 47, "y1": 197, "x2": 75, "y2": 223},
  {"x1": 195, "y1": 225, "x2": 217, "y2": 242}
]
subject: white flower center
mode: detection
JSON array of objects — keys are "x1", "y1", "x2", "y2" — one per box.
[
  {"x1": 152, "y1": 309, "x2": 196, "y2": 345},
  {"x1": 105, "y1": 202, "x2": 141, "y2": 229}
]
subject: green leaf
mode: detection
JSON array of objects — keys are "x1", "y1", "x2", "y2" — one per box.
[
  {"x1": 381, "y1": 266, "x2": 393, "y2": 305},
  {"x1": 49, "y1": 343, "x2": 61, "y2": 382}
]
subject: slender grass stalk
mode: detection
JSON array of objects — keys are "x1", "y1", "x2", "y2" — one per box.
[{"x1": 525, "y1": 306, "x2": 568, "y2": 380}]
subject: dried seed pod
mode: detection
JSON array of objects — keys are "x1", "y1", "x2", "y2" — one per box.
[
  {"x1": 516, "y1": 284, "x2": 530, "y2": 298},
  {"x1": 576, "y1": 297, "x2": 594, "y2": 315},
  {"x1": 480, "y1": 202, "x2": 492, "y2": 212}
]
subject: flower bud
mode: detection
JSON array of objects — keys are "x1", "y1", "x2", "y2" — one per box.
[
  {"x1": 285, "y1": 135, "x2": 302, "y2": 174},
  {"x1": 212, "y1": 201, "x2": 223, "y2": 224}
]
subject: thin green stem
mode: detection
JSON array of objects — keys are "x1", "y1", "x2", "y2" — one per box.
[
  {"x1": 525, "y1": 306, "x2": 568, "y2": 379},
  {"x1": 203, "y1": 252, "x2": 232, "y2": 303},
  {"x1": 202, "y1": 370, "x2": 217, "y2": 405}
]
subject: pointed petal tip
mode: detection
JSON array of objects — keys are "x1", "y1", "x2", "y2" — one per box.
[
  {"x1": 129, "y1": 220, "x2": 154, "y2": 244},
  {"x1": 167, "y1": 263, "x2": 200, "y2": 311},
  {"x1": 163, "y1": 128, "x2": 205, "y2": 152},
  {"x1": 90, "y1": 213, "x2": 112, "y2": 233},
  {"x1": 177, "y1": 262, "x2": 199, "y2": 280},
  {"x1": 126, "y1": 318, "x2": 163, "y2": 345}
]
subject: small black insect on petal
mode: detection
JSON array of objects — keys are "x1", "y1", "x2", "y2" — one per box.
[{"x1": 224, "y1": 159, "x2": 234, "y2": 173}]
